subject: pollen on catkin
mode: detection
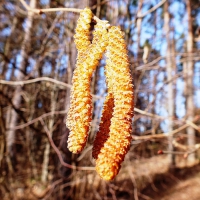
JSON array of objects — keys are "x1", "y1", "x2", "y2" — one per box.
[
  {"x1": 67, "y1": 8, "x2": 93, "y2": 131},
  {"x1": 66, "y1": 19, "x2": 109, "y2": 154},
  {"x1": 92, "y1": 92, "x2": 114, "y2": 159},
  {"x1": 95, "y1": 26, "x2": 134, "y2": 181},
  {"x1": 74, "y1": 8, "x2": 93, "y2": 58}
]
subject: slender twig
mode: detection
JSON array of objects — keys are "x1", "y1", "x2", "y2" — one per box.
[
  {"x1": 137, "y1": 0, "x2": 167, "y2": 18},
  {"x1": 134, "y1": 108, "x2": 200, "y2": 133},
  {"x1": 138, "y1": 193, "x2": 154, "y2": 200},
  {"x1": 172, "y1": 139, "x2": 200, "y2": 153},
  {"x1": 133, "y1": 116, "x2": 199, "y2": 140},
  {"x1": 0, "y1": 77, "x2": 101, "y2": 100},
  {"x1": 20, "y1": 0, "x2": 82, "y2": 14},
  {"x1": 0, "y1": 77, "x2": 71, "y2": 88},
  {"x1": 43, "y1": 179, "x2": 63, "y2": 200},
  {"x1": 0, "y1": 77, "x2": 200, "y2": 134},
  {"x1": 128, "y1": 0, "x2": 167, "y2": 25},
  {"x1": 10, "y1": 110, "x2": 68, "y2": 130},
  {"x1": 19, "y1": 0, "x2": 107, "y2": 25},
  {"x1": 40, "y1": 118, "x2": 95, "y2": 171},
  {"x1": 133, "y1": 123, "x2": 187, "y2": 140},
  {"x1": 135, "y1": 53, "x2": 200, "y2": 71},
  {"x1": 1, "y1": 76, "x2": 197, "y2": 134},
  {"x1": 1, "y1": 77, "x2": 199, "y2": 130},
  {"x1": 127, "y1": 156, "x2": 139, "y2": 200}
]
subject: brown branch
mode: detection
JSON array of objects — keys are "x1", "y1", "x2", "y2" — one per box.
[
  {"x1": 19, "y1": 0, "x2": 107, "y2": 26},
  {"x1": 133, "y1": 115, "x2": 200, "y2": 140},
  {"x1": 129, "y1": 0, "x2": 167, "y2": 25},
  {"x1": 10, "y1": 110, "x2": 68, "y2": 130},
  {"x1": 40, "y1": 118, "x2": 95, "y2": 171},
  {"x1": 134, "y1": 109, "x2": 200, "y2": 133},
  {"x1": 0, "y1": 77, "x2": 101, "y2": 100},
  {"x1": 0, "y1": 77, "x2": 71, "y2": 88},
  {"x1": 20, "y1": 0, "x2": 82, "y2": 14},
  {"x1": 172, "y1": 139, "x2": 200, "y2": 153},
  {"x1": 157, "y1": 137, "x2": 200, "y2": 156},
  {"x1": 137, "y1": 0, "x2": 167, "y2": 18}
]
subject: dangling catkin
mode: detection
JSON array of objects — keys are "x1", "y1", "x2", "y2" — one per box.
[
  {"x1": 66, "y1": 19, "x2": 109, "y2": 153},
  {"x1": 67, "y1": 8, "x2": 92, "y2": 130},
  {"x1": 73, "y1": 8, "x2": 93, "y2": 58},
  {"x1": 92, "y1": 92, "x2": 114, "y2": 159},
  {"x1": 95, "y1": 26, "x2": 134, "y2": 180}
]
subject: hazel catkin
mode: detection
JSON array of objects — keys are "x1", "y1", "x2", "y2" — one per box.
[
  {"x1": 95, "y1": 26, "x2": 134, "y2": 180},
  {"x1": 66, "y1": 8, "x2": 93, "y2": 131},
  {"x1": 74, "y1": 8, "x2": 93, "y2": 58},
  {"x1": 92, "y1": 93, "x2": 114, "y2": 159},
  {"x1": 66, "y1": 19, "x2": 109, "y2": 154}
]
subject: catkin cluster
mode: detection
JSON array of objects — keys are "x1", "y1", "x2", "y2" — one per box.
[
  {"x1": 66, "y1": 8, "x2": 134, "y2": 180},
  {"x1": 66, "y1": 8, "x2": 109, "y2": 153},
  {"x1": 93, "y1": 27, "x2": 134, "y2": 180}
]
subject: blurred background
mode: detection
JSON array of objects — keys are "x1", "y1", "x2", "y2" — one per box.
[{"x1": 1, "y1": 0, "x2": 200, "y2": 199}]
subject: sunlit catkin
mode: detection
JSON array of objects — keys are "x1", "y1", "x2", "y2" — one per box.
[
  {"x1": 92, "y1": 93, "x2": 114, "y2": 159},
  {"x1": 73, "y1": 8, "x2": 93, "y2": 58},
  {"x1": 66, "y1": 20, "x2": 109, "y2": 153},
  {"x1": 95, "y1": 26, "x2": 134, "y2": 180},
  {"x1": 67, "y1": 8, "x2": 92, "y2": 129}
]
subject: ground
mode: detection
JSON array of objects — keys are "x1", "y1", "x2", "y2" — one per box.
[{"x1": 141, "y1": 162, "x2": 200, "y2": 200}]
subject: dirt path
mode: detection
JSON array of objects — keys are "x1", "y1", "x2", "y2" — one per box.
[
  {"x1": 154, "y1": 176, "x2": 200, "y2": 200},
  {"x1": 141, "y1": 165, "x2": 200, "y2": 200}
]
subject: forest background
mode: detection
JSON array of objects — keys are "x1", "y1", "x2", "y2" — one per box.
[{"x1": 1, "y1": 0, "x2": 200, "y2": 199}]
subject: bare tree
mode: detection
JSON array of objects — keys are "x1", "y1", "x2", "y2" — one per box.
[
  {"x1": 185, "y1": 0, "x2": 195, "y2": 162},
  {"x1": 163, "y1": 0, "x2": 176, "y2": 166},
  {"x1": 6, "y1": 0, "x2": 36, "y2": 156}
]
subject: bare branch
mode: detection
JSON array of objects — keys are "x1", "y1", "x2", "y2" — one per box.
[
  {"x1": 0, "y1": 77, "x2": 71, "y2": 88},
  {"x1": 1, "y1": 76, "x2": 197, "y2": 134},
  {"x1": 133, "y1": 115, "x2": 200, "y2": 140},
  {"x1": 19, "y1": 0, "x2": 107, "y2": 26},
  {"x1": 0, "y1": 77, "x2": 101, "y2": 100},
  {"x1": 137, "y1": 0, "x2": 167, "y2": 18},
  {"x1": 40, "y1": 118, "x2": 95, "y2": 171},
  {"x1": 20, "y1": 0, "x2": 82, "y2": 14}
]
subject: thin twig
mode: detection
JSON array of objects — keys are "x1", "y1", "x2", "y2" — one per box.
[
  {"x1": 0, "y1": 77, "x2": 101, "y2": 100},
  {"x1": 138, "y1": 192, "x2": 154, "y2": 200},
  {"x1": 137, "y1": 0, "x2": 167, "y2": 18},
  {"x1": 19, "y1": 0, "x2": 107, "y2": 25},
  {"x1": 1, "y1": 75, "x2": 197, "y2": 134},
  {"x1": 133, "y1": 123, "x2": 189, "y2": 140},
  {"x1": 0, "y1": 77, "x2": 71, "y2": 88},
  {"x1": 10, "y1": 110, "x2": 68, "y2": 130},
  {"x1": 43, "y1": 179, "x2": 63, "y2": 200},
  {"x1": 40, "y1": 118, "x2": 95, "y2": 171},
  {"x1": 172, "y1": 139, "x2": 200, "y2": 152},
  {"x1": 1, "y1": 76, "x2": 197, "y2": 134},
  {"x1": 128, "y1": 0, "x2": 167, "y2": 25},
  {"x1": 20, "y1": 0, "x2": 82, "y2": 14},
  {"x1": 1, "y1": 77, "x2": 199, "y2": 132},
  {"x1": 126, "y1": 155, "x2": 139, "y2": 200},
  {"x1": 134, "y1": 108, "x2": 200, "y2": 133}
]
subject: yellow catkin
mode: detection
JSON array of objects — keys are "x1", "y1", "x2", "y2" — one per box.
[
  {"x1": 95, "y1": 26, "x2": 134, "y2": 180},
  {"x1": 74, "y1": 8, "x2": 93, "y2": 58},
  {"x1": 92, "y1": 93, "x2": 114, "y2": 159},
  {"x1": 66, "y1": 19, "x2": 109, "y2": 154},
  {"x1": 67, "y1": 8, "x2": 93, "y2": 129}
]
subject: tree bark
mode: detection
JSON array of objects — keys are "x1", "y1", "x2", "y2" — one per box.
[
  {"x1": 164, "y1": 0, "x2": 175, "y2": 166},
  {"x1": 185, "y1": 0, "x2": 195, "y2": 163},
  {"x1": 6, "y1": 0, "x2": 36, "y2": 155}
]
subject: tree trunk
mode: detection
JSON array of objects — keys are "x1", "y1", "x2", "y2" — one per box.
[
  {"x1": 164, "y1": 0, "x2": 175, "y2": 167},
  {"x1": 136, "y1": 0, "x2": 144, "y2": 61},
  {"x1": 41, "y1": 85, "x2": 57, "y2": 183},
  {"x1": 6, "y1": 0, "x2": 36, "y2": 155},
  {"x1": 185, "y1": 0, "x2": 195, "y2": 163}
]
